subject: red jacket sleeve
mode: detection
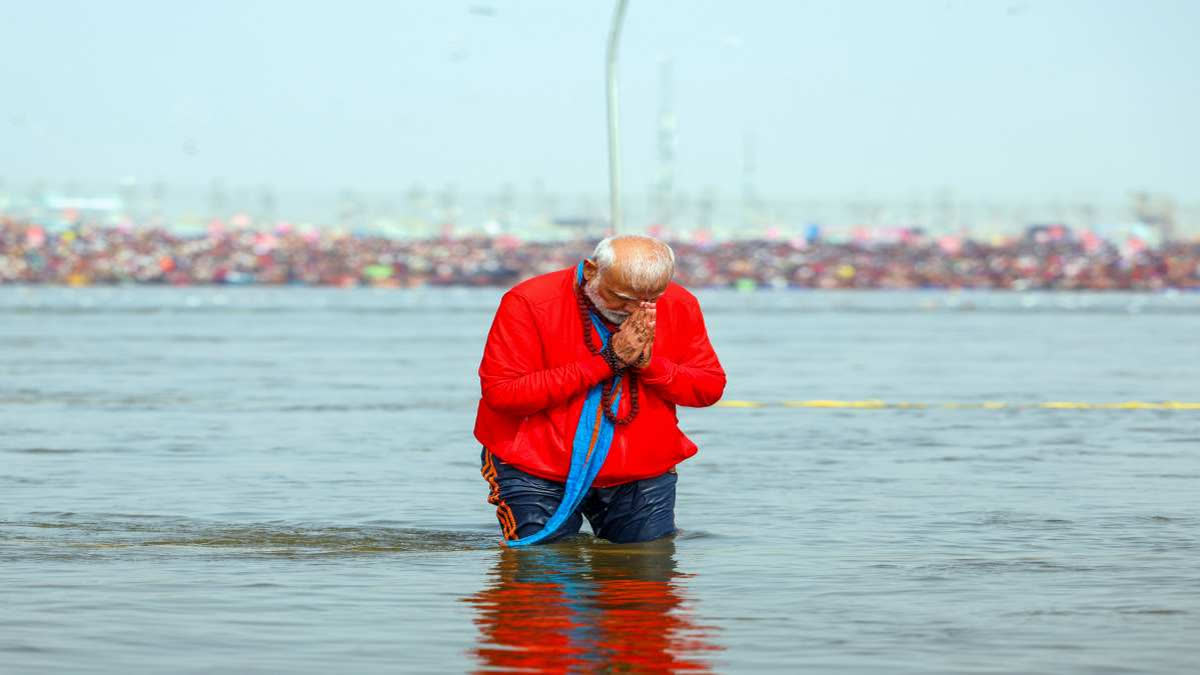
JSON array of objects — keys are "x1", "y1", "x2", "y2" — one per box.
[
  {"x1": 638, "y1": 297, "x2": 726, "y2": 407},
  {"x1": 479, "y1": 291, "x2": 613, "y2": 416}
]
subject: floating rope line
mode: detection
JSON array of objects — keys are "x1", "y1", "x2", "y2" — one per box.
[{"x1": 712, "y1": 400, "x2": 1200, "y2": 410}]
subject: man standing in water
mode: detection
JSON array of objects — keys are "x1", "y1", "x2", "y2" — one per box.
[{"x1": 475, "y1": 235, "x2": 725, "y2": 545}]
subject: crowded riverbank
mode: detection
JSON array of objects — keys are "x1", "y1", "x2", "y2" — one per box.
[{"x1": 2, "y1": 218, "x2": 1197, "y2": 290}]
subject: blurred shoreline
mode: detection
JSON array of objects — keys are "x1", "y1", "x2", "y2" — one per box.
[{"x1": 3, "y1": 218, "x2": 1197, "y2": 291}]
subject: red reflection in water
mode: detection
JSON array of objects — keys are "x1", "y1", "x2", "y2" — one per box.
[{"x1": 464, "y1": 540, "x2": 721, "y2": 672}]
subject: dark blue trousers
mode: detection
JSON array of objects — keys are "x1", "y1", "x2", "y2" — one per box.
[{"x1": 481, "y1": 449, "x2": 677, "y2": 545}]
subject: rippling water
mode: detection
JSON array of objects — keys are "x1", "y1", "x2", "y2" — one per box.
[{"x1": 2, "y1": 286, "x2": 1199, "y2": 673}]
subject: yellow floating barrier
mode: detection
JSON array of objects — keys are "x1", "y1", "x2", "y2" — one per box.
[
  {"x1": 782, "y1": 400, "x2": 887, "y2": 408},
  {"x1": 1040, "y1": 402, "x2": 1093, "y2": 409},
  {"x1": 713, "y1": 400, "x2": 765, "y2": 408},
  {"x1": 1106, "y1": 401, "x2": 1180, "y2": 410},
  {"x1": 711, "y1": 400, "x2": 1200, "y2": 411},
  {"x1": 1163, "y1": 401, "x2": 1200, "y2": 410}
]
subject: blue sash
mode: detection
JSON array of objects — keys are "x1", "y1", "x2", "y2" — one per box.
[{"x1": 506, "y1": 262, "x2": 623, "y2": 547}]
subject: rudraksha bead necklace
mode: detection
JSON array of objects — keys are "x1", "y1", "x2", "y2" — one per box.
[{"x1": 576, "y1": 280, "x2": 639, "y2": 425}]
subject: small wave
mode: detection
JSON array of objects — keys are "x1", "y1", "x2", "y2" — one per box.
[
  {"x1": 945, "y1": 511, "x2": 1076, "y2": 530},
  {"x1": 277, "y1": 403, "x2": 413, "y2": 413},
  {"x1": 3, "y1": 513, "x2": 724, "y2": 558},
  {"x1": 918, "y1": 558, "x2": 1097, "y2": 575},
  {"x1": 1, "y1": 514, "x2": 496, "y2": 556},
  {"x1": 0, "y1": 391, "x2": 196, "y2": 408},
  {"x1": 270, "y1": 399, "x2": 473, "y2": 413},
  {"x1": 673, "y1": 528, "x2": 723, "y2": 541},
  {"x1": 0, "y1": 475, "x2": 47, "y2": 485},
  {"x1": 1018, "y1": 606, "x2": 1188, "y2": 617}
]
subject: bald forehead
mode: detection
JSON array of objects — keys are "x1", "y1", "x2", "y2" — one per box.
[
  {"x1": 602, "y1": 275, "x2": 667, "y2": 304},
  {"x1": 604, "y1": 265, "x2": 666, "y2": 291}
]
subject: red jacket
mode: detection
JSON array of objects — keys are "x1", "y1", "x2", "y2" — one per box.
[{"x1": 474, "y1": 267, "x2": 726, "y2": 487}]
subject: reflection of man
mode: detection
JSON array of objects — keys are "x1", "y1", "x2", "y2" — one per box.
[
  {"x1": 465, "y1": 541, "x2": 720, "y2": 671},
  {"x1": 475, "y1": 235, "x2": 725, "y2": 545}
]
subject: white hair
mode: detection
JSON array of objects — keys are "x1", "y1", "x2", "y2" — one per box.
[{"x1": 591, "y1": 235, "x2": 675, "y2": 293}]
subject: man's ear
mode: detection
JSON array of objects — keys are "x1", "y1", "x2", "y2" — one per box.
[{"x1": 582, "y1": 259, "x2": 598, "y2": 283}]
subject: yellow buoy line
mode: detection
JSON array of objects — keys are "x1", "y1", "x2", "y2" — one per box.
[{"x1": 714, "y1": 400, "x2": 1200, "y2": 411}]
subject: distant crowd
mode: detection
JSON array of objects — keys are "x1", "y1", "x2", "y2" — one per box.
[{"x1": 2, "y1": 218, "x2": 1197, "y2": 290}]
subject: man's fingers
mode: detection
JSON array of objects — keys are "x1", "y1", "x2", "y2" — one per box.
[{"x1": 619, "y1": 304, "x2": 656, "y2": 344}]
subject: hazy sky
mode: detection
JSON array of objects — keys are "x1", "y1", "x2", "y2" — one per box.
[{"x1": 3, "y1": 0, "x2": 1198, "y2": 200}]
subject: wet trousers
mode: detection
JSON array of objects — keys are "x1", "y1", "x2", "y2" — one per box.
[{"x1": 481, "y1": 448, "x2": 677, "y2": 545}]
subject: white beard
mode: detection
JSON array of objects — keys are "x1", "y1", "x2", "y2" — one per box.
[{"x1": 585, "y1": 277, "x2": 629, "y2": 324}]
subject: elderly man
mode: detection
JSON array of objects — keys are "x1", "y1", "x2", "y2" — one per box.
[{"x1": 475, "y1": 235, "x2": 725, "y2": 545}]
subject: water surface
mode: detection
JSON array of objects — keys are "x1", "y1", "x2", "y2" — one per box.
[{"x1": 2, "y1": 286, "x2": 1199, "y2": 673}]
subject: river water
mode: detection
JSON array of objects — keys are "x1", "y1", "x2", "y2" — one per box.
[{"x1": 2, "y1": 286, "x2": 1199, "y2": 673}]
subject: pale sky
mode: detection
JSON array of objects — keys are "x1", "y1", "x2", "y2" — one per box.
[{"x1": 2, "y1": 0, "x2": 1198, "y2": 201}]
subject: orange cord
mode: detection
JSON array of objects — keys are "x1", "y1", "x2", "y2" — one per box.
[{"x1": 481, "y1": 451, "x2": 519, "y2": 541}]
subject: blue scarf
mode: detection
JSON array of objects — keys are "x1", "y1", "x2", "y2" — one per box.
[{"x1": 506, "y1": 262, "x2": 623, "y2": 547}]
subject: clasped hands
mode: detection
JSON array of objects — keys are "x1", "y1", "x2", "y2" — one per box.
[{"x1": 609, "y1": 302, "x2": 655, "y2": 369}]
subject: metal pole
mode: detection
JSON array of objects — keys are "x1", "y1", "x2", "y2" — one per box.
[{"x1": 606, "y1": 0, "x2": 629, "y2": 234}]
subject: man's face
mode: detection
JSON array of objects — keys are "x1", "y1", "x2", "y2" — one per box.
[{"x1": 583, "y1": 259, "x2": 668, "y2": 323}]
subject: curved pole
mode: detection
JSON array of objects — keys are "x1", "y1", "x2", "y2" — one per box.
[{"x1": 606, "y1": 0, "x2": 629, "y2": 234}]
